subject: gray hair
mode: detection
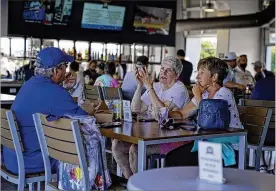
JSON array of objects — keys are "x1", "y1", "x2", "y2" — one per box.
[
  {"x1": 161, "y1": 56, "x2": 183, "y2": 76},
  {"x1": 34, "y1": 61, "x2": 65, "y2": 78},
  {"x1": 34, "y1": 61, "x2": 55, "y2": 78},
  {"x1": 34, "y1": 67, "x2": 54, "y2": 78}
]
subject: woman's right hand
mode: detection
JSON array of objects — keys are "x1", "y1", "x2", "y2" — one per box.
[{"x1": 135, "y1": 72, "x2": 143, "y2": 86}]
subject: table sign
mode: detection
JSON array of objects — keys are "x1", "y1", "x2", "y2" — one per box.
[
  {"x1": 123, "y1": 100, "x2": 132, "y2": 122},
  {"x1": 123, "y1": 122, "x2": 132, "y2": 136},
  {"x1": 198, "y1": 141, "x2": 224, "y2": 184}
]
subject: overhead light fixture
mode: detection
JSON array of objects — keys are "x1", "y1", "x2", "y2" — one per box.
[{"x1": 204, "y1": 1, "x2": 215, "y2": 12}]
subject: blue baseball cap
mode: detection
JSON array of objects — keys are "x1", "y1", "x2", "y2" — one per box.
[{"x1": 36, "y1": 47, "x2": 74, "y2": 69}]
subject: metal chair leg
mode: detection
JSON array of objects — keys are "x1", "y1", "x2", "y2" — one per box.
[
  {"x1": 28, "y1": 183, "x2": 34, "y2": 191},
  {"x1": 37, "y1": 181, "x2": 41, "y2": 191},
  {"x1": 18, "y1": 182, "x2": 25, "y2": 191},
  {"x1": 255, "y1": 150, "x2": 262, "y2": 171}
]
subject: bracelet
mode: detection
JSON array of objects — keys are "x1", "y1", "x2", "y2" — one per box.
[
  {"x1": 191, "y1": 97, "x2": 199, "y2": 108},
  {"x1": 147, "y1": 88, "x2": 154, "y2": 94}
]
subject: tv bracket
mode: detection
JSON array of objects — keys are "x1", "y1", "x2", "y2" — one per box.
[{"x1": 102, "y1": 3, "x2": 108, "y2": 9}]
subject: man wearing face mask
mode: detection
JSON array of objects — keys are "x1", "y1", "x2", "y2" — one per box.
[
  {"x1": 234, "y1": 54, "x2": 255, "y2": 86},
  {"x1": 223, "y1": 52, "x2": 246, "y2": 91}
]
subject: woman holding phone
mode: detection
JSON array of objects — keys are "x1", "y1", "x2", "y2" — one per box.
[{"x1": 112, "y1": 56, "x2": 190, "y2": 179}]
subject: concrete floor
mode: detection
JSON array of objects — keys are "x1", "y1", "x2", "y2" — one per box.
[{"x1": 1, "y1": 153, "x2": 126, "y2": 191}]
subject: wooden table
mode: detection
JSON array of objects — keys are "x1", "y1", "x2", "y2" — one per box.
[
  {"x1": 127, "y1": 167, "x2": 275, "y2": 191},
  {"x1": 100, "y1": 122, "x2": 247, "y2": 173},
  {"x1": 1, "y1": 94, "x2": 16, "y2": 105}
]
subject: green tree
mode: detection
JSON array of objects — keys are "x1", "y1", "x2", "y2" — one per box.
[{"x1": 200, "y1": 41, "x2": 216, "y2": 59}]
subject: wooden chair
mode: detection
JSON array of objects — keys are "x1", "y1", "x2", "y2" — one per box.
[
  {"x1": 240, "y1": 99, "x2": 275, "y2": 170},
  {"x1": 102, "y1": 87, "x2": 123, "y2": 100},
  {"x1": 238, "y1": 106, "x2": 272, "y2": 171},
  {"x1": 1, "y1": 109, "x2": 45, "y2": 191},
  {"x1": 84, "y1": 85, "x2": 103, "y2": 102},
  {"x1": 33, "y1": 113, "x2": 89, "y2": 191},
  {"x1": 240, "y1": 99, "x2": 275, "y2": 148}
]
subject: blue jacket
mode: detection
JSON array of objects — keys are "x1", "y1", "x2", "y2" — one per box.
[
  {"x1": 191, "y1": 136, "x2": 239, "y2": 166},
  {"x1": 3, "y1": 75, "x2": 87, "y2": 174},
  {"x1": 250, "y1": 75, "x2": 275, "y2": 101}
]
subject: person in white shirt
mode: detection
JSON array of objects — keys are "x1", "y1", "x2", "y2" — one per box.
[
  {"x1": 112, "y1": 56, "x2": 189, "y2": 179},
  {"x1": 234, "y1": 54, "x2": 255, "y2": 86},
  {"x1": 131, "y1": 56, "x2": 189, "y2": 113},
  {"x1": 222, "y1": 52, "x2": 246, "y2": 91},
  {"x1": 64, "y1": 61, "x2": 84, "y2": 105},
  {"x1": 115, "y1": 61, "x2": 124, "y2": 80}
]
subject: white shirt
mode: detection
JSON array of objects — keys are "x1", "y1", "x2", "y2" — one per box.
[
  {"x1": 141, "y1": 81, "x2": 189, "y2": 110},
  {"x1": 116, "y1": 65, "x2": 124, "y2": 80},
  {"x1": 202, "y1": 87, "x2": 242, "y2": 129},
  {"x1": 234, "y1": 67, "x2": 255, "y2": 86},
  {"x1": 71, "y1": 71, "x2": 84, "y2": 105}
]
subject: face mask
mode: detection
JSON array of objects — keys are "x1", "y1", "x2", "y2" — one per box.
[{"x1": 240, "y1": 64, "x2": 247, "y2": 70}]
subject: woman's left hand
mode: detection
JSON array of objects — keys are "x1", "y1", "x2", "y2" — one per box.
[
  {"x1": 138, "y1": 68, "x2": 153, "y2": 89},
  {"x1": 192, "y1": 83, "x2": 204, "y2": 101}
]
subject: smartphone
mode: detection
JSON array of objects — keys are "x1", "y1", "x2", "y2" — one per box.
[
  {"x1": 100, "y1": 122, "x2": 122, "y2": 128},
  {"x1": 138, "y1": 118, "x2": 156, "y2": 122}
]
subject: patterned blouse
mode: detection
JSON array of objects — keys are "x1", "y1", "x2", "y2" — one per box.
[
  {"x1": 201, "y1": 86, "x2": 242, "y2": 129},
  {"x1": 159, "y1": 86, "x2": 243, "y2": 154}
]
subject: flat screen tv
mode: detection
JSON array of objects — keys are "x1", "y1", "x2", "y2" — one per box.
[
  {"x1": 52, "y1": 0, "x2": 73, "y2": 25},
  {"x1": 23, "y1": 0, "x2": 73, "y2": 25},
  {"x1": 81, "y1": 3, "x2": 126, "y2": 31},
  {"x1": 23, "y1": 1, "x2": 45, "y2": 23},
  {"x1": 133, "y1": 5, "x2": 172, "y2": 35}
]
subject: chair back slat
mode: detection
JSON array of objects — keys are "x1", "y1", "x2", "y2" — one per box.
[
  {"x1": 45, "y1": 136, "x2": 78, "y2": 154},
  {"x1": 238, "y1": 106, "x2": 272, "y2": 145},
  {"x1": 85, "y1": 85, "x2": 103, "y2": 101},
  {"x1": 42, "y1": 125, "x2": 75, "y2": 142},
  {"x1": 1, "y1": 109, "x2": 8, "y2": 119},
  {"x1": 242, "y1": 99, "x2": 275, "y2": 108},
  {"x1": 40, "y1": 116, "x2": 80, "y2": 166},
  {"x1": 102, "y1": 87, "x2": 122, "y2": 100},
  {"x1": 239, "y1": 115, "x2": 266, "y2": 126},
  {"x1": 48, "y1": 147, "x2": 79, "y2": 165},
  {"x1": 40, "y1": 115, "x2": 72, "y2": 130},
  {"x1": 1, "y1": 137, "x2": 15, "y2": 150},
  {"x1": 86, "y1": 94, "x2": 100, "y2": 101},
  {"x1": 1, "y1": 109, "x2": 23, "y2": 151},
  {"x1": 241, "y1": 99, "x2": 275, "y2": 129},
  {"x1": 238, "y1": 106, "x2": 268, "y2": 117}
]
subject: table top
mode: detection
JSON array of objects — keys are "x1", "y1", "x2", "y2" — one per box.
[
  {"x1": 1, "y1": 81, "x2": 23, "y2": 87},
  {"x1": 127, "y1": 167, "x2": 275, "y2": 191},
  {"x1": 1, "y1": 94, "x2": 16, "y2": 102},
  {"x1": 99, "y1": 121, "x2": 246, "y2": 144}
]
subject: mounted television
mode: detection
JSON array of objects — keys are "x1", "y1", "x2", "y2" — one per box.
[
  {"x1": 23, "y1": 1, "x2": 45, "y2": 23},
  {"x1": 81, "y1": 3, "x2": 125, "y2": 31},
  {"x1": 133, "y1": 5, "x2": 172, "y2": 35},
  {"x1": 23, "y1": 0, "x2": 73, "y2": 25},
  {"x1": 52, "y1": 0, "x2": 73, "y2": 25}
]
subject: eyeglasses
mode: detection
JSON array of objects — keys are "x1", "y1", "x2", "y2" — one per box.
[{"x1": 160, "y1": 67, "x2": 175, "y2": 74}]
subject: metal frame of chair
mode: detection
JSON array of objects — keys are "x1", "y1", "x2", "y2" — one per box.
[
  {"x1": 33, "y1": 113, "x2": 89, "y2": 191},
  {"x1": 1, "y1": 109, "x2": 45, "y2": 191},
  {"x1": 238, "y1": 106, "x2": 272, "y2": 171}
]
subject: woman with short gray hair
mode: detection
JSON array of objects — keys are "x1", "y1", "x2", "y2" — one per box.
[
  {"x1": 131, "y1": 56, "x2": 189, "y2": 113},
  {"x1": 112, "y1": 56, "x2": 190, "y2": 179}
]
